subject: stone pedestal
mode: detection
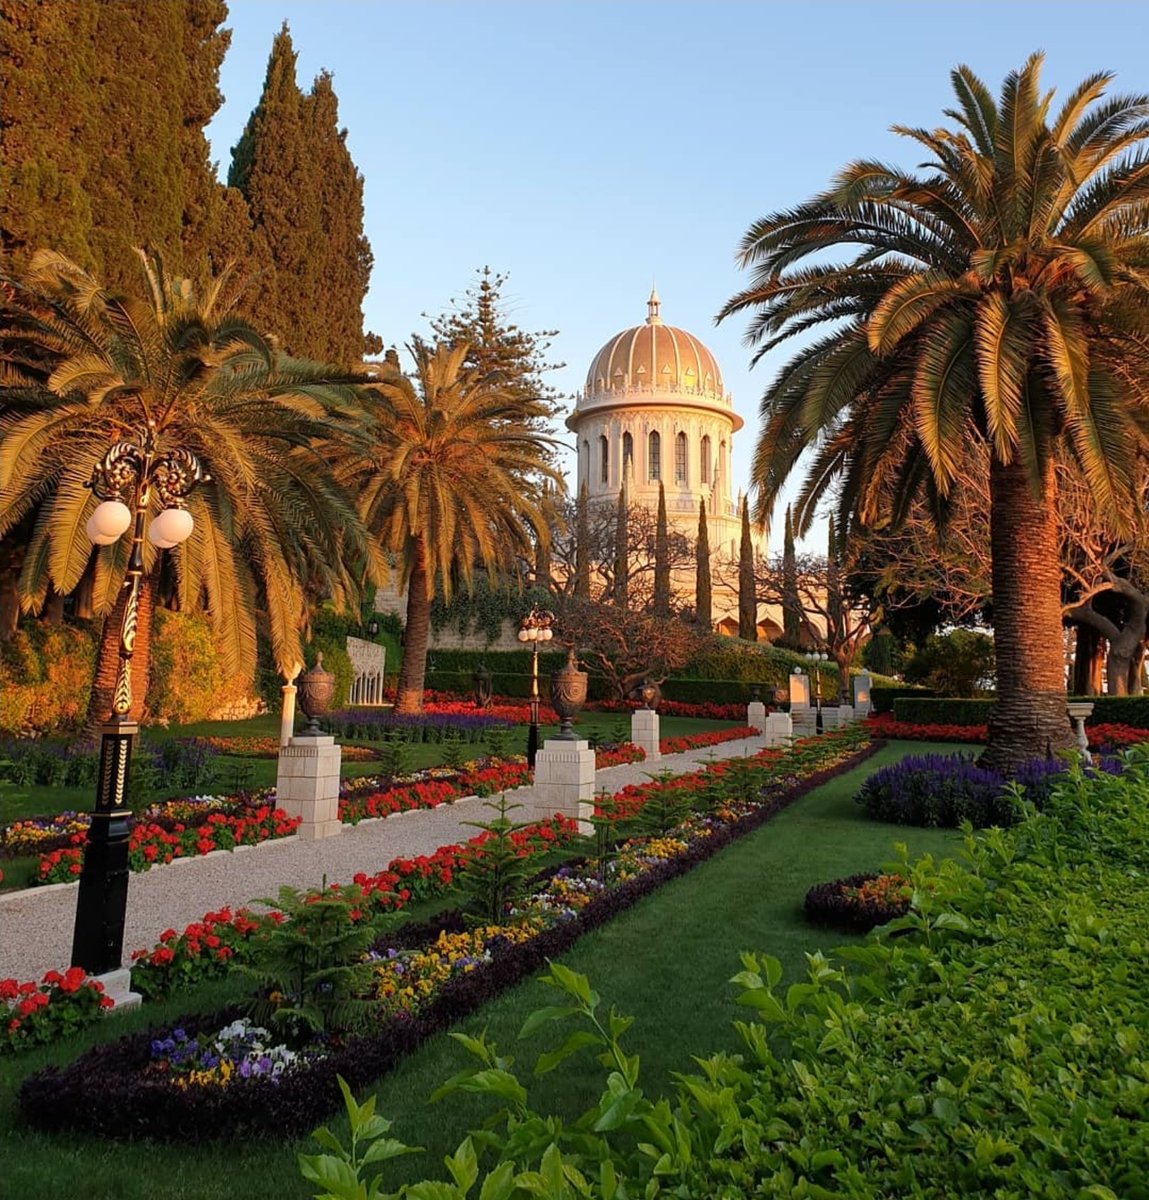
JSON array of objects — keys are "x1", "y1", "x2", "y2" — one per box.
[
  {"x1": 747, "y1": 701, "x2": 767, "y2": 735},
  {"x1": 1067, "y1": 701, "x2": 1094, "y2": 764},
  {"x1": 531, "y1": 738, "x2": 596, "y2": 833},
  {"x1": 94, "y1": 966, "x2": 141, "y2": 1012},
  {"x1": 789, "y1": 672, "x2": 812, "y2": 711},
  {"x1": 631, "y1": 709, "x2": 661, "y2": 761},
  {"x1": 792, "y1": 708, "x2": 818, "y2": 739},
  {"x1": 764, "y1": 711, "x2": 792, "y2": 747},
  {"x1": 852, "y1": 672, "x2": 873, "y2": 716},
  {"x1": 821, "y1": 704, "x2": 855, "y2": 731},
  {"x1": 276, "y1": 735, "x2": 342, "y2": 839}
]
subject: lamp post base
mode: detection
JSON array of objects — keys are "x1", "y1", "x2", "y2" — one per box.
[{"x1": 71, "y1": 718, "x2": 136, "y2": 975}]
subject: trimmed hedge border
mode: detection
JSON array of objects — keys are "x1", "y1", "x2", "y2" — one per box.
[
  {"x1": 871, "y1": 685, "x2": 934, "y2": 715},
  {"x1": 892, "y1": 694, "x2": 1149, "y2": 729},
  {"x1": 19, "y1": 739, "x2": 882, "y2": 1143},
  {"x1": 803, "y1": 871, "x2": 910, "y2": 933}
]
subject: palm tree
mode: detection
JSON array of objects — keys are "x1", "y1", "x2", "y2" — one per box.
[
  {"x1": 354, "y1": 340, "x2": 559, "y2": 714},
  {"x1": 721, "y1": 55, "x2": 1149, "y2": 771},
  {"x1": 0, "y1": 249, "x2": 379, "y2": 726}
]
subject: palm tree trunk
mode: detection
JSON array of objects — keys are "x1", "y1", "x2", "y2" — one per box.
[
  {"x1": 84, "y1": 569, "x2": 158, "y2": 736},
  {"x1": 395, "y1": 538, "x2": 430, "y2": 715},
  {"x1": 1071, "y1": 623, "x2": 1102, "y2": 696},
  {"x1": 980, "y1": 459, "x2": 1074, "y2": 772}
]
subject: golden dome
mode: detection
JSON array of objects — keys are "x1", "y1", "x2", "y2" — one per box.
[{"x1": 583, "y1": 289, "x2": 724, "y2": 403}]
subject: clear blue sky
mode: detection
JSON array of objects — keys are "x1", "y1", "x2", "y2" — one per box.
[{"x1": 208, "y1": 1, "x2": 1149, "y2": 544}]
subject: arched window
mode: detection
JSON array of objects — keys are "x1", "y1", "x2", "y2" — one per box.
[
  {"x1": 675, "y1": 431, "x2": 688, "y2": 484},
  {"x1": 600, "y1": 435, "x2": 609, "y2": 484},
  {"x1": 700, "y1": 435, "x2": 711, "y2": 484},
  {"x1": 648, "y1": 431, "x2": 661, "y2": 481},
  {"x1": 719, "y1": 440, "x2": 727, "y2": 482},
  {"x1": 623, "y1": 431, "x2": 634, "y2": 473},
  {"x1": 582, "y1": 439, "x2": 589, "y2": 480}
]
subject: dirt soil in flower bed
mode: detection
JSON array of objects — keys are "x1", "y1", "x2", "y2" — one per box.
[{"x1": 19, "y1": 739, "x2": 881, "y2": 1143}]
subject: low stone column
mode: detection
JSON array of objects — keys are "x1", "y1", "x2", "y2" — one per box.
[
  {"x1": 279, "y1": 682, "x2": 297, "y2": 747},
  {"x1": 789, "y1": 671, "x2": 811, "y2": 711},
  {"x1": 852, "y1": 672, "x2": 873, "y2": 717},
  {"x1": 764, "y1": 711, "x2": 792, "y2": 747},
  {"x1": 276, "y1": 735, "x2": 343, "y2": 839},
  {"x1": 747, "y1": 700, "x2": 767, "y2": 735},
  {"x1": 631, "y1": 708, "x2": 661, "y2": 761},
  {"x1": 531, "y1": 738, "x2": 596, "y2": 834},
  {"x1": 838, "y1": 703, "x2": 856, "y2": 725}
]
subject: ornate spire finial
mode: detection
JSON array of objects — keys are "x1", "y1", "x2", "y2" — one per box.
[{"x1": 647, "y1": 286, "x2": 662, "y2": 325}]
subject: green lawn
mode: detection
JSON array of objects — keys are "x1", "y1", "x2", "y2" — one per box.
[{"x1": 0, "y1": 741, "x2": 965, "y2": 1199}]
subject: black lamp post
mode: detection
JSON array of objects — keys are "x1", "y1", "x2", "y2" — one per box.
[
  {"x1": 70, "y1": 428, "x2": 206, "y2": 975},
  {"x1": 804, "y1": 649, "x2": 828, "y2": 733},
  {"x1": 518, "y1": 605, "x2": 555, "y2": 767}
]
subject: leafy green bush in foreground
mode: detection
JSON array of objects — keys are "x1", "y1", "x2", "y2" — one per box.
[{"x1": 303, "y1": 752, "x2": 1149, "y2": 1198}]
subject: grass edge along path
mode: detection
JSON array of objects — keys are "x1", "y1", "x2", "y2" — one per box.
[{"x1": 0, "y1": 740, "x2": 963, "y2": 1200}]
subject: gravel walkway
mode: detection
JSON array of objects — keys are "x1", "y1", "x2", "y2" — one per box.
[{"x1": 0, "y1": 735, "x2": 766, "y2": 982}]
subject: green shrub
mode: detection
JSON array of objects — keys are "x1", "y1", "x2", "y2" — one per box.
[
  {"x1": 1082, "y1": 695, "x2": 1149, "y2": 728},
  {"x1": 893, "y1": 696, "x2": 995, "y2": 725},
  {"x1": 0, "y1": 622, "x2": 97, "y2": 735},
  {"x1": 871, "y1": 684, "x2": 934, "y2": 713},
  {"x1": 147, "y1": 609, "x2": 249, "y2": 724},
  {"x1": 903, "y1": 628, "x2": 995, "y2": 697}
]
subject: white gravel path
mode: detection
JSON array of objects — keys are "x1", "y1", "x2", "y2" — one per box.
[{"x1": 0, "y1": 736, "x2": 766, "y2": 982}]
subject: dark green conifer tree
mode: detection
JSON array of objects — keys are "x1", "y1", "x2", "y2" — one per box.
[
  {"x1": 230, "y1": 24, "x2": 375, "y2": 364},
  {"x1": 782, "y1": 505, "x2": 802, "y2": 648},
  {"x1": 653, "y1": 481, "x2": 671, "y2": 617},
  {"x1": 0, "y1": 0, "x2": 242, "y2": 288},
  {"x1": 738, "y1": 495, "x2": 757, "y2": 640},
  {"x1": 575, "y1": 481, "x2": 590, "y2": 599},
  {"x1": 696, "y1": 498, "x2": 712, "y2": 630},
  {"x1": 613, "y1": 486, "x2": 628, "y2": 609}
]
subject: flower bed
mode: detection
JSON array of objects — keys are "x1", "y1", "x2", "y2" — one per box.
[
  {"x1": 187, "y1": 736, "x2": 378, "y2": 761},
  {"x1": 660, "y1": 726, "x2": 758, "y2": 754},
  {"x1": 857, "y1": 751, "x2": 1123, "y2": 827},
  {"x1": 866, "y1": 712, "x2": 1147, "y2": 750},
  {"x1": 2, "y1": 793, "x2": 237, "y2": 859},
  {"x1": 337, "y1": 759, "x2": 530, "y2": 824},
  {"x1": 36, "y1": 805, "x2": 302, "y2": 885},
  {"x1": 20, "y1": 731, "x2": 875, "y2": 1140},
  {"x1": 593, "y1": 742, "x2": 645, "y2": 769},
  {"x1": 2, "y1": 968, "x2": 115, "y2": 1053},
  {"x1": 804, "y1": 871, "x2": 912, "y2": 932}
]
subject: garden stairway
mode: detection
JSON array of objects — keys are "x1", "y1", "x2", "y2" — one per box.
[{"x1": 0, "y1": 734, "x2": 766, "y2": 984}]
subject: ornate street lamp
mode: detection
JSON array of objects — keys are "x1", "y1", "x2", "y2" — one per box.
[
  {"x1": 71, "y1": 427, "x2": 207, "y2": 976},
  {"x1": 804, "y1": 649, "x2": 828, "y2": 733},
  {"x1": 517, "y1": 605, "x2": 555, "y2": 767}
]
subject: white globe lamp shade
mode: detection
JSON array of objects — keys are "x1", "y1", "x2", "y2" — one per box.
[
  {"x1": 85, "y1": 500, "x2": 132, "y2": 546},
  {"x1": 542, "y1": 628, "x2": 553, "y2": 641},
  {"x1": 148, "y1": 507, "x2": 194, "y2": 549},
  {"x1": 518, "y1": 628, "x2": 530, "y2": 643}
]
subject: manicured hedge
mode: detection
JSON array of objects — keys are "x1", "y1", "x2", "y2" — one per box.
[
  {"x1": 892, "y1": 696, "x2": 994, "y2": 725},
  {"x1": 871, "y1": 684, "x2": 934, "y2": 714},
  {"x1": 892, "y1": 694, "x2": 1149, "y2": 728}
]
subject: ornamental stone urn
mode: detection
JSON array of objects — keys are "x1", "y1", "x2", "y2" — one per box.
[
  {"x1": 636, "y1": 678, "x2": 661, "y2": 711},
  {"x1": 297, "y1": 652, "x2": 336, "y2": 736},
  {"x1": 551, "y1": 646, "x2": 588, "y2": 740}
]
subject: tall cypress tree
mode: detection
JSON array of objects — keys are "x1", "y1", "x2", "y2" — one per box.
[
  {"x1": 738, "y1": 495, "x2": 757, "y2": 640},
  {"x1": 0, "y1": 1, "x2": 240, "y2": 289},
  {"x1": 782, "y1": 505, "x2": 802, "y2": 648},
  {"x1": 230, "y1": 24, "x2": 375, "y2": 364},
  {"x1": 696, "y1": 498, "x2": 712, "y2": 630},
  {"x1": 653, "y1": 481, "x2": 670, "y2": 617},
  {"x1": 575, "y1": 481, "x2": 590, "y2": 599},
  {"x1": 613, "y1": 486, "x2": 628, "y2": 609}
]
